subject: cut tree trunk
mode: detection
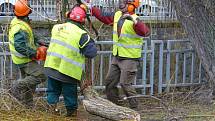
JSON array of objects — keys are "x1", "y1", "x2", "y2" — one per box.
[
  {"x1": 170, "y1": 0, "x2": 215, "y2": 88},
  {"x1": 82, "y1": 86, "x2": 140, "y2": 121}
]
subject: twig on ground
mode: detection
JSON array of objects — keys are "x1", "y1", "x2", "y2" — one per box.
[
  {"x1": 186, "y1": 115, "x2": 215, "y2": 118},
  {"x1": 2, "y1": 98, "x2": 10, "y2": 110}
]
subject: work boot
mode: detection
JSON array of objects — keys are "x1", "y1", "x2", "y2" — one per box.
[
  {"x1": 115, "y1": 99, "x2": 125, "y2": 107},
  {"x1": 9, "y1": 85, "x2": 27, "y2": 106},
  {"x1": 66, "y1": 108, "x2": 77, "y2": 117},
  {"x1": 128, "y1": 98, "x2": 140, "y2": 111},
  {"x1": 22, "y1": 90, "x2": 34, "y2": 108},
  {"x1": 130, "y1": 104, "x2": 140, "y2": 111}
]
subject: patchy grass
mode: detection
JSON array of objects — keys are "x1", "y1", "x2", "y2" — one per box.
[
  {"x1": 1, "y1": 90, "x2": 215, "y2": 121},
  {"x1": 1, "y1": 100, "x2": 215, "y2": 121},
  {"x1": 0, "y1": 110, "x2": 73, "y2": 121}
]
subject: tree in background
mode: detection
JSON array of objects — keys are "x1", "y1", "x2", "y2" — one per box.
[{"x1": 170, "y1": 0, "x2": 215, "y2": 92}]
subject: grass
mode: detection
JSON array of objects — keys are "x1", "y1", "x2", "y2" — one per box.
[{"x1": 1, "y1": 89, "x2": 215, "y2": 121}]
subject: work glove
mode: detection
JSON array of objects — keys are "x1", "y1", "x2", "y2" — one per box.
[
  {"x1": 122, "y1": 14, "x2": 138, "y2": 24},
  {"x1": 38, "y1": 39, "x2": 50, "y2": 47},
  {"x1": 37, "y1": 39, "x2": 46, "y2": 46},
  {"x1": 33, "y1": 46, "x2": 47, "y2": 61}
]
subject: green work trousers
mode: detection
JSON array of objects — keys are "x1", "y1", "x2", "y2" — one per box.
[
  {"x1": 105, "y1": 56, "x2": 139, "y2": 109},
  {"x1": 11, "y1": 61, "x2": 46, "y2": 107}
]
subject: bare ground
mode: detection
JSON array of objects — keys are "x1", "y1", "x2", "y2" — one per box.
[{"x1": 1, "y1": 90, "x2": 215, "y2": 121}]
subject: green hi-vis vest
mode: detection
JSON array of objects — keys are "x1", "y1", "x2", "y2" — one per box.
[
  {"x1": 44, "y1": 22, "x2": 89, "y2": 80},
  {"x1": 113, "y1": 11, "x2": 143, "y2": 58},
  {"x1": 9, "y1": 17, "x2": 36, "y2": 64}
]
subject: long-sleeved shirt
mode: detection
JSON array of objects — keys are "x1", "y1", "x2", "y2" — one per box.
[
  {"x1": 12, "y1": 17, "x2": 37, "y2": 68},
  {"x1": 14, "y1": 30, "x2": 37, "y2": 58},
  {"x1": 91, "y1": 7, "x2": 150, "y2": 37},
  {"x1": 91, "y1": 7, "x2": 150, "y2": 60}
]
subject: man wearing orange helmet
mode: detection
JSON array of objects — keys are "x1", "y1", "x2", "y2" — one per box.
[
  {"x1": 44, "y1": 4, "x2": 97, "y2": 117},
  {"x1": 91, "y1": 0, "x2": 150, "y2": 110},
  {"x1": 9, "y1": 0, "x2": 47, "y2": 107}
]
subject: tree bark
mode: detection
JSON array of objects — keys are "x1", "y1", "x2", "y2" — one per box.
[
  {"x1": 169, "y1": 0, "x2": 215, "y2": 88},
  {"x1": 82, "y1": 86, "x2": 140, "y2": 121},
  {"x1": 56, "y1": 0, "x2": 62, "y2": 21}
]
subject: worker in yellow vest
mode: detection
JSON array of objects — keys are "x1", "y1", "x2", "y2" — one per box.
[
  {"x1": 91, "y1": 0, "x2": 150, "y2": 110},
  {"x1": 44, "y1": 4, "x2": 97, "y2": 117},
  {"x1": 9, "y1": 0, "x2": 47, "y2": 107}
]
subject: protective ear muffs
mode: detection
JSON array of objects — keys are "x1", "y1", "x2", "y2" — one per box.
[
  {"x1": 80, "y1": 4, "x2": 87, "y2": 12},
  {"x1": 127, "y1": 4, "x2": 135, "y2": 13},
  {"x1": 65, "y1": 11, "x2": 70, "y2": 18},
  {"x1": 29, "y1": 9, "x2": 32, "y2": 14}
]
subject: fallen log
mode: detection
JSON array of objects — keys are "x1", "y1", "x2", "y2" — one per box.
[{"x1": 82, "y1": 86, "x2": 141, "y2": 121}]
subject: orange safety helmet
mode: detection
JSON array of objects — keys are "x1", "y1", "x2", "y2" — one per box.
[
  {"x1": 69, "y1": 5, "x2": 87, "y2": 23},
  {"x1": 119, "y1": 0, "x2": 140, "y2": 13},
  {"x1": 126, "y1": 0, "x2": 140, "y2": 12},
  {"x1": 14, "y1": 0, "x2": 31, "y2": 17},
  {"x1": 127, "y1": 0, "x2": 140, "y2": 8}
]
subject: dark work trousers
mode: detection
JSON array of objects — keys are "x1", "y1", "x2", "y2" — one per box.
[
  {"x1": 11, "y1": 61, "x2": 46, "y2": 107},
  {"x1": 47, "y1": 77, "x2": 78, "y2": 111},
  {"x1": 105, "y1": 56, "x2": 139, "y2": 108}
]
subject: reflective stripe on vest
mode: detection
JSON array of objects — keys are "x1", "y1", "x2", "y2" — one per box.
[
  {"x1": 112, "y1": 11, "x2": 143, "y2": 58},
  {"x1": 47, "y1": 52, "x2": 85, "y2": 69},
  {"x1": 9, "y1": 41, "x2": 26, "y2": 57},
  {"x1": 51, "y1": 39, "x2": 80, "y2": 53},
  {"x1": 10, "y1": 50, "x2": 26, "y2": 58},
  {"x1": 44, "y1": 22, "x2": 87, "y2": 80},
  {"x1": 113, "y1": 42, "x2": 142, "y2": 49},
  {"x1": 113, "y1": 31, "x2": 143, "y2": 39},
  {"x1": 9, "y1": 17, "x2": 35, "y2": 64}
]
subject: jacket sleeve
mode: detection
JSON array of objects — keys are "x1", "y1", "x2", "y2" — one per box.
[
  {"x1": 14, "y1": 30, "x2": 37, "y2": 58},
  {"x1": 134, "y1": 19, "x2": 151, "y2": 37},
  {"x1": 91, "y1": 7, "x2": 114, "y2": 26},
  {"x1": 79, "y1": 33, "x2": 97, "y2": 59}
]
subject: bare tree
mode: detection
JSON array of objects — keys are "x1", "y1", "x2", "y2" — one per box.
[{"x1": 170, "y1": 0, "x2": 215, "y2": 90}]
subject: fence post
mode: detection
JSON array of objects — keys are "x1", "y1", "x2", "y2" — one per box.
[
  {"x1": 158, "y1": 41, "x2": 164, "y2": 94},
  {"x1": 150, "y1": 41, "x2": 155, "y2": 95},
  {"x1": 166, "y1": 41, "x2": 171, "y2": 92},
  {"x1": 182, "y1": 53, "x2": 187, "y2": 84},
  {"x1": 175, "y1": 52, "x2": 179, "y2": 84},
  {"x1": 142, "y1": 41, "x2": 147, "y2": 95}
]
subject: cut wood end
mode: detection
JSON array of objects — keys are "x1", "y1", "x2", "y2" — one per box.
[
  {"x1": 82, "y1": 87, "x2": 141, "y2": 121},
  {"x1": 82, "y1": 99, "x2": 141, "y2": 121}
]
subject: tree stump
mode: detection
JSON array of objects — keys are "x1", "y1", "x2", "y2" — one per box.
[{"x1": 82, "y1": 86, "x2": 141, "y2": 121}]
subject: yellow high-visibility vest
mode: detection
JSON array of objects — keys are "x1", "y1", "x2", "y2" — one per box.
[
  {"x1": 113, "y1": 11, "x2": 143, "y2": 58},
  {"x1": 9, "y1": 17, "x2": 36, "y2": 64},
  {"x1": 44, "y1": 22, "x2": 89, "y2": 80}
]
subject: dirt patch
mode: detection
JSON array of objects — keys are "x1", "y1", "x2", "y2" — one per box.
[{"x1": 1, "y1": 90, "x2": 215, "y2": 121}]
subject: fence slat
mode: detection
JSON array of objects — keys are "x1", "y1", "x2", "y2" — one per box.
[
  {"x1": 165, "y1": 41, "x2": 171, "y2": 92},
  {"x1": 150, "y1": 41, "x2": 155, "y2": 95},
  {"x1": 158, "y1": 41, "x2": 164, "y2": 94},
  {"x1": 0, "y1": 40, "x2": 203, "y2": 95},
  {"x1": 175, "y1": 53, "x2": 179, "y2": 84},
  {"x1": 183, "y1": 53, "x2": 187, "y2": 83}
]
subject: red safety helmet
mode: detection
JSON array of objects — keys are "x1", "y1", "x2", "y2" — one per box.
[
  {"x1": 14, "y1": 0, "x2": 31, "y2": 16},
  {"x1": 69, "y1": 6, "x2": 87, "y2": 23}
]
